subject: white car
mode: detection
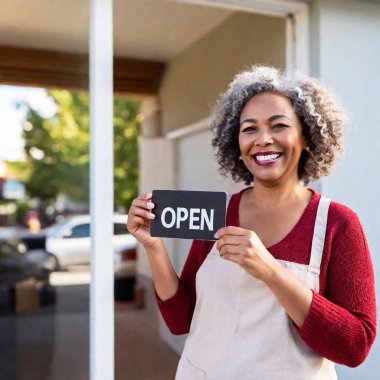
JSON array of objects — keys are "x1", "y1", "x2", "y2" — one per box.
[{"x1": 45, "y1": 214, "x2": 137, "y2": 279}]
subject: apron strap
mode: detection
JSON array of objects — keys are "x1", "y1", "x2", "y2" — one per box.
[{"x1": 308, "y1": 195, "x2": 331, "y2": 274}]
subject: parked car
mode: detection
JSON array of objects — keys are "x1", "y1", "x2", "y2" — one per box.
[
  {"x1": 21, "y1": 231, "x2": 47, "y2": 251},
  {"x1": 45, "y1": 215, "x2": 137, "y2": 295},
  {"x1": 0, "y1": 228, "x2": 56, "y2": 277},
  {"x1": 0, "y1": 232, "x2": 56, "y2": 314}
]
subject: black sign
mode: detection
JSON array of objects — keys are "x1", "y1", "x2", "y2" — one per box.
[{"x1": 150, "y1": 190, "x2": 227, "y2": 240}]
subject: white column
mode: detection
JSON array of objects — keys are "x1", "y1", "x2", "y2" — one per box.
[{"x1": 89, "y1": 0, "x2": 114, "y2": 379}]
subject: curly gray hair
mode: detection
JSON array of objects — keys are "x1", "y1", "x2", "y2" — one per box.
[{"x1": 211, "y1": 65, "x2": 347, "y2": 185}]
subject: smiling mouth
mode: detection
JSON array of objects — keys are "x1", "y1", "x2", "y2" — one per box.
[{"x1": 252, "y1": 153, "x2": 283, "y2": 165}]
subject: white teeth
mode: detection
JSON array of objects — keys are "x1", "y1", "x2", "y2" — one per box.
[{"x1": 255, "y1": 154, "x2": 281, "y2": 162}]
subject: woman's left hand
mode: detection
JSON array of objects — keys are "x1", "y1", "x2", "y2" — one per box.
[{"x1": 215, "y1": 226, "x2": 280, "y2": 283}]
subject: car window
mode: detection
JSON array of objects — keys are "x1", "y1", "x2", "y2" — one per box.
[
  {"x1": 47, "y1": 220, "x2": 70, "y2": 237},
  {"x1": 114, "y1": 223, "x2": 128, "y2": 236},
  {"x1": 68, "y1": 223, "x2": 90, "y2": 238}
]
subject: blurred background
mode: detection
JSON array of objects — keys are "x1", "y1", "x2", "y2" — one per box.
[{"x1": 0, "y1": 0, "x2": 379, "y2": 379}]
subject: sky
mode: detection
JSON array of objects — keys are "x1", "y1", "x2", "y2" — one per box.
[{"x1": 0, "y1": 86, "x2": 56, "y2": 162}]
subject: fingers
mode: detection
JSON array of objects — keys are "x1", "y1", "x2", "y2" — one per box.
[
  {"x1": 127, "y1": 194, "x2": 156, "y2": 232},
  {"x1": 133, "y1": 207, "x2": 155, "y2": 220},
  {"x1": 132, "y1": 197, "x2": 154, "y2": 209},
  {"x1": 136, "y1": 193, "x2": 152, "y2": 201},
  {"x1": 129, "y1": 203, "x2": 155, "y2": 222},
  {"x1": 218, "y1": 244, "x2": 240, "y2": 257},
  {"x1": 127, "y1": 215, "x2": 146, "y2": 233},
  {"x1": 131, "y1": 198, "x2": 155, "y2": 216},
  {"x1": 221, "y1": 254, "x2": 241, "y2": 265},
  {"x1": 218, "y1": 244, "x2": 243, "y2": 266},
  {"x1": 214, "y1": 226, "x2": 247, "y2": 239},
  {"x1": 216, "y1": 235, "x2": 241, "y2": 251}
]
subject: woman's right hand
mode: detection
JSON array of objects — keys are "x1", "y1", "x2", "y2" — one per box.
[{"x1": 127, "y1": 193, "x2": 161, "y2": 249}]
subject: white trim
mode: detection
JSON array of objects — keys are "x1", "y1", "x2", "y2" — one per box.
[
  {"x1": 166, "y1": 116, "x2": 211, "y2": 140},
  {"x1": 286, "y1": 13, "x2": 296, "y2": 70},
  {"x1": 286, "y1": 8, "x2": 310, "y2": 74},
  {"x1": 172, "y1": 0, "x2": 308, "y2": 17},
  {"x1": 89, "y1": 0, "x2": 114, "y2": 379}
]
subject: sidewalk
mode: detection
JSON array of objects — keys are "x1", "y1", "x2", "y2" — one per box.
[
  {"x1": 115, "y1": 302, "x2": 179, "y2": 380},
  {"x1": 0, "y1": 281, "x2": 179, "y2": 380}
]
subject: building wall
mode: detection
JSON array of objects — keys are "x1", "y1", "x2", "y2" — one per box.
[
  {"x1": 160, "y1": 11, "x2": 286, "y2": 134},
  {"x1": 310, "y1": 0, "x2": 380, "y2": 377}
]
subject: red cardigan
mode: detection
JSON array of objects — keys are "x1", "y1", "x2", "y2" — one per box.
[{"x1": 156, "y1": 188, "x2": 377, "y2": 367}]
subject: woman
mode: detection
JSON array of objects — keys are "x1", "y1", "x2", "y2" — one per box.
[{"x1": 127, "y1": 65, "x2": 376, "y2": 379}]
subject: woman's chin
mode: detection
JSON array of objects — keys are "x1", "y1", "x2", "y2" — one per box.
[{"x1": 251, "y1": 169, "x2": 290, "y2": 185}]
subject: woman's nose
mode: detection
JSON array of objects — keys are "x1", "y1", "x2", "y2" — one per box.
[{"x1": 255, "y1": 130, "x2": 274, "y2": 146}]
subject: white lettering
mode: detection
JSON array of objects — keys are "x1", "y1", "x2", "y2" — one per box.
[
  {"x1": 189, "y1": 208, "x2": 200, "y2": 230},
  {"x1": 161, "y1": 207, "x2": 214, "y2": 231},
  {"x1": 176, "y1": 207, "x2": 188, "y2": 229},
  {"x1": 201, "y1": 209, "x2": 214, "y2": 231},
  {"x1": 161, "y1": 207, "x2": 176, "y2": 228}
]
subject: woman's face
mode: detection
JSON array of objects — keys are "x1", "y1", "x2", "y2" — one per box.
[{"x1": 238, "y1": 91, "x2": 306, "y2": 185}]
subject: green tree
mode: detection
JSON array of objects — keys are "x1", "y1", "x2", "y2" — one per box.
[
  {"x1": 113, "y1": 96, "x2": 140, "y2": 211},
  {"x1": 17, "y1": 90, "x2": 139, "y2": 211}
]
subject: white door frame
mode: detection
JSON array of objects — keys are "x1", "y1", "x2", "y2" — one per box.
[{"x1": 89, "y1": 0, "x2": 114, "y2": 379}]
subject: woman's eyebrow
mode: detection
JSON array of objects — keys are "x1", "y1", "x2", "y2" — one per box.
[{"x1": 240, "y1": 114, "x2": 291, "y2": 126}]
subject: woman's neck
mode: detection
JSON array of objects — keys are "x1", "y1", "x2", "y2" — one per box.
[{"x1": 245, "y1": 181, "x2": 309, "y2": 210}]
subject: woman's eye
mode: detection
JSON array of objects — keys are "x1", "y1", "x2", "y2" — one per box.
[
  {"x1": 241, "y1": 126, "x2": 257, "y2": 133},
  {"x1": 273, "y1": 124, "x2": 287, "y2": 130}
]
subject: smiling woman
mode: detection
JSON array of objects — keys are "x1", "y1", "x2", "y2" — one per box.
[
  {"x1": 128, "y1": 65, "x2": 377, "y2": 380},
  {"x1": 211, "y1": 66, "x2": 345, "y2": 186},
  {"x1": 238, "y1": 92, "x2": 307, "y2": 184}
]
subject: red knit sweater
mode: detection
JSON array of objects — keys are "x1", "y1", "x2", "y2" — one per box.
[{"x1": 156, "y1": 188, "x2": 377, "y2": 367}]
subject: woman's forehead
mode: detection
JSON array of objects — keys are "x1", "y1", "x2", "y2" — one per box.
[{"x1": 240, "y1": 92, "x2": 296, "y2": 120}]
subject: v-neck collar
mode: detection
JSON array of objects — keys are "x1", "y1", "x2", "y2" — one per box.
[{"x1": 227, "y1": 186, "x2": 320, "y2": 251}]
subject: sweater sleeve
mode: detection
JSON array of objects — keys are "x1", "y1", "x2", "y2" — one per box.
[
  {"x1": 296, "y1": 210, "x2": 377, "y2": 367},
  {"x1": 155, "y1": 239, "x2": 212, "y2": 335}
]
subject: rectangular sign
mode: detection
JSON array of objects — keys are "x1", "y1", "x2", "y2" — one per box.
[{"x1": 150, "y1": 190, "x2": 227, "y2": 240}]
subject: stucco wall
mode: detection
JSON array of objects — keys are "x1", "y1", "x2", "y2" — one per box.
[
  {"x1": 310, "y1": 0, "x2": 380, "y2": 378},
  {"x1": 160, "y1": 11, "x2": 286, "y2": 134}
]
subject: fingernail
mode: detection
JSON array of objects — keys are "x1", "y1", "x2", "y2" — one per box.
[
  {"x1": 150, "y1": 213, "x2": 155, "y2": 219},
  {"x1": 214, "y1": 232, "x2": 219, "y2": 239},
  {"x1": 147, "y1": 202, "x2": 154, "y2": 209}
]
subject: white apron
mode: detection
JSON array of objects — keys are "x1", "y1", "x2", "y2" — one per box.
[{"x1": 175, "y1": 195, "x2": 337, "y2": 380}]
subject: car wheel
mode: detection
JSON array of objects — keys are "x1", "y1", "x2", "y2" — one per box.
[{"x1": 46, "y1": 253, "x2": 60, "y2": 272}]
